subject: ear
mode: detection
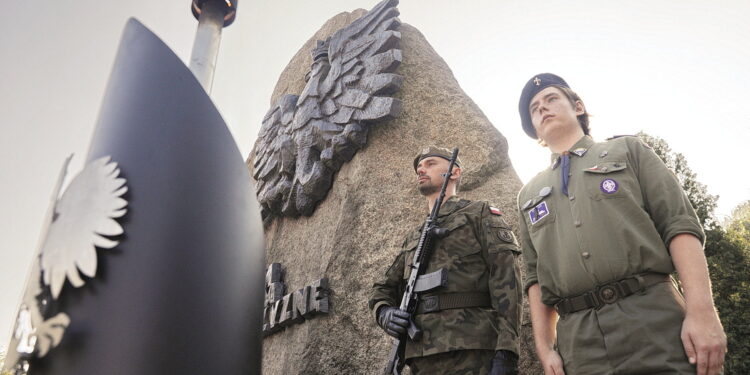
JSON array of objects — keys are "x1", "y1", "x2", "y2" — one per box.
[
  {"x1": 575, "y1": 100, "x2": 586, "y2": 116},
  {"x1": 450, "y1": 166, "x2": 462, "y2": 180}
]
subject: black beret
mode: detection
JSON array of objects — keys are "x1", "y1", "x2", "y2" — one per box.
[
  {"x1": 413, "y1": 146, "x2": 461, "y2": 172},
  {"x1": 518, "y1": 73, "x2": 570, "y2": 139}
]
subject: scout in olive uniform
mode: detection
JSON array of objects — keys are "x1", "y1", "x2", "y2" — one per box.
[
  {"x1": 369, "y1": 147, "x2": 522, "y2": 375},
  {"x1": 517, "y1": 73, "x2": 727, "y2": 375}
]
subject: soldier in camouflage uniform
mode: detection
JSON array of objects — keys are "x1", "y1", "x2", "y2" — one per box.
[
  {"x1": 517, "y1": 73, "x2": 726, "y2": 375},
  {"x1": 369, "y1": 147, "x2": 522, "y2": 375}
]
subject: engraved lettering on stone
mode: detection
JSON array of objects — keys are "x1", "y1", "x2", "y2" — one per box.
[
  {"x1": 252, "y1": 0, "x2": 403, "y2": 225},
  {"x1": 263, "y1": 263, "x2": 330, "y2": 336}
]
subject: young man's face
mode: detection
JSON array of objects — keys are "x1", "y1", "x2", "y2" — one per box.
[
  {"x1": 415, "y1": 156, "x2": 458, "y2": 196},
  {"x1": 528, "y1": 86, "x2": 585, "y2": 141}
]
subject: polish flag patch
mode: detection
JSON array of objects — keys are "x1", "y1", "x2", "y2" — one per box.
[{"x1": 490, "y1": 206, "x2": 502, "y2": 215}]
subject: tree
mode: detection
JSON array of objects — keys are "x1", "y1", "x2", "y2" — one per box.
[
  {"x1": 709, "y1": 201, "x2": 750, "y2": 374},
  {"x1": 637, "y1": 132, "x2": 718, "y2": 228},
  {"x1": 639, "y1": 133, "x2": 750, "y2": 374}
]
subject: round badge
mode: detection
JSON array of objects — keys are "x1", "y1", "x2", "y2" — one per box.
[
  {"x1": 600, "y1": 178, "x2": 619, "y2": 194},
  {"x1": 497, "y1": 230, "x2": 513, "y2": 243}
]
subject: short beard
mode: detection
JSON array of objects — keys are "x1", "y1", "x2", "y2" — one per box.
[{"x1": 418, "y1": 182, "x2": 440, "y2": 196}]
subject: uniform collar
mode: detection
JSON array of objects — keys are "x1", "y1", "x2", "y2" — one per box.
[
  {"x1": 550, "y1": 135, "x2": 595, "y2": 169},
  {"x1": 437, "y1": 195, "x2": 463, "y2": 217}
]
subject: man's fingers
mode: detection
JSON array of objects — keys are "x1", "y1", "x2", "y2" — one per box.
[
  {"x1": 392, "y1": 309, "x2": 411, "y2": 319},
  {"x1": 390, "y1": 315, "x2": 410, "y2": 328},
  {"x1": 707, "y1": 347, "x2": 725, "y2": 375},
  {"x1": 552, "y1": 361, "x2": 565, "y2": 375},
  {"x1": 387, "y1": 322, "x2": 406, "y2": 333},
  {"x1": 385, "y1": 327, "x2": 400, "y2": 338},
  {"x1": 682, "y1": 331, "x2": 697, "y2": 365},
  {"x1": 695, "y1": 347, "x2": 708, "y2": 375}
]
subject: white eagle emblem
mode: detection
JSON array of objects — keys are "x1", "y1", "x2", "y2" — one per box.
[
  {"x1": 41, "y1": 156, "x2": 128, "y2": 298},
  {"x1": 4, "y1": 155, "x2": 127, "y2": 370}
]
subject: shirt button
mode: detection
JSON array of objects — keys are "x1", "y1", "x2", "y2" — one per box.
[
  {"x1": 582, "y1": 252, "x2": 590, "y2": 258},
  {"x1": 569, "y1": 195, "x2": 575, "y2": 201},
  {"x1": 574, "y1": 220, "x2": 582, "y2": 227}
]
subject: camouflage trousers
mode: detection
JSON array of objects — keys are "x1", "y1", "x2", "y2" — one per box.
[{"x1": 406, "y1": 349, "x2": 494, "y2": 375}]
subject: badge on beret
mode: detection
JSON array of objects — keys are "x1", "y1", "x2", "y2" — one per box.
[
  {"x1": 600, "y1": 179, "x2": 619, "y2": 194},
  {"x1": 529, "y1": 201, "x2": 549, "y2": 225}
]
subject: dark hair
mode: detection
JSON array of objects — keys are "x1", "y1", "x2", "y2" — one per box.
[{"x1": 553, "y1": 85, "x2": 590, "y2": 136}]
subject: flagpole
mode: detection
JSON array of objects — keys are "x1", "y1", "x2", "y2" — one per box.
[{"x1": 189, "y1": 0, "x2": 238, "y2": 93}]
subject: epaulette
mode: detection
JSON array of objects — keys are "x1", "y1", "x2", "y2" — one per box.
[
  {"x1": 457, "y1": 199, "x2": 472, "y2": 209},
  {"x1": 605, "y1": 134, "x2": 636, "y2": 141}
]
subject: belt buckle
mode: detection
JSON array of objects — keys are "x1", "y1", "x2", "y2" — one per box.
[
  {"x1": 598, "y1": 284, "x2": 619, "y2": 304},
  {"x1": 421, "y1": 295, "x2": 439, "y2": 313}
]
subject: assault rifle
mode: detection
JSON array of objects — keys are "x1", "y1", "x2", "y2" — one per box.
[{"x1": 384, "y1": 148, "x2": 459, "y2": 375}]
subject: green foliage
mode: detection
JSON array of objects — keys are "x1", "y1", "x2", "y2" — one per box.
[
  {"x1": 708, "y1": 203, "x2": 750, "y2": 374},
  {"x1": 636, "y1": 132, "x2": 718, "y2": 229},
  {"x1": 639, "y1": 133, "x2": 749, "y2": 373}
]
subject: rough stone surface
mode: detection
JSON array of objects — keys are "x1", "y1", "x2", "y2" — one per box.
[
  {"x1": 253, "y1": 0, "x2": 403, "y2": 224},
  {"x1": 248, "y1": 8, "x2": 543, "y2": 375}
]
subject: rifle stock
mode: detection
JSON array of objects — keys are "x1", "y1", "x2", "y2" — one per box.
[{"x1": 382, "y1": 148, "x2": 459, "y2": 375}]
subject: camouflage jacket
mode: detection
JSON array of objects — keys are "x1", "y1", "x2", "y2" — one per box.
[{"x1": 369, "y1": 196, "x2": 522, "y2": 359}]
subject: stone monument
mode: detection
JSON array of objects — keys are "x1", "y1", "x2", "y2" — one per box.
[{"x1": 248, "y1": 0, "x2": 542, "y2": 373}]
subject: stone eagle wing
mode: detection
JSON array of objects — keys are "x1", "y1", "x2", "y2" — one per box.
[
  {"x1": 252, "y1": 0, "x2": 402, "y2": 223},
  {"x1": 40, "y1": 156, "x2": 128, "y2": 299}
]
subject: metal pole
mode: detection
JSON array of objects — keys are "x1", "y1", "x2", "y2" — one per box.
[{"x1": 189, "y1": 1, "x2": 225, "y2": 93}]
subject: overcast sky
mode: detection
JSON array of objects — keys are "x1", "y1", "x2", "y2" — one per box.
[{"x1": 2, "y1": 0, "x2": 748, "y2": 352}]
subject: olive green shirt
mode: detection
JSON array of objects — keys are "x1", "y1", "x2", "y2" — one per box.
[
  {"x1": 518, "y1": 136, "x2": 704, "y2": 305},
  {"x1": 369, "y1": 196, "x2": 522, "y2": 359}
]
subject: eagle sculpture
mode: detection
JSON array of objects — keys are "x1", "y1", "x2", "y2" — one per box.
[{"x1": 252, "y1": 0, "x2": 403, "y2": 224}]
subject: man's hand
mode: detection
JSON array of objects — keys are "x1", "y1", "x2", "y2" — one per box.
[
  {"x1": 528, "y1": 284, "x2": 566, "y2": 375},
  {"x1": 681, "y1": 309, "x2": 727, "y2": 375},
  {"x1": 377, "y1": 306, "x2": 411, "y2": 338},
  {"x1": 670, "y1": 233, "x2": 727, "y2": 375},
  {"x1": 489, "y1": 350, "x2": 519, "y2": 375},
  {"x1": 539, "y1": 348, "x2": 565, "y2": 375}
]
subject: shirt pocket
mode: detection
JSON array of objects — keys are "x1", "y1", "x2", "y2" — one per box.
[
  {"x1": 523, "y1": 197, "x2": 556, "y2": 233},
  {"x1": 582, "y1": 161, "x2": 628, "y2": 200},
  {"x1": 440, "y1": 215, "x2": 481, "y2": 258},
  {"x1": 403, "y1": 236, "x2": 419, "y2": 280}
]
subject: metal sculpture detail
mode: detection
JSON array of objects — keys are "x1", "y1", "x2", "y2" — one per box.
[
  {"x1": 41, "y1": 156, "x2": 128, "y2": 299},
  {"x1": 252, "y1": 0, "x2": 402, "y2": 223},
  {"x1": 5, "y1": 156, "x2": 127, "y2": 372}
]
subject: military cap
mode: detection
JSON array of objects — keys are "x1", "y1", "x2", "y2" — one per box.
[
  {"x1": 518, "y1": 73, "x2": 570, "y2": 139},
  {"x1": 413, "y1": 146, "x2": 462, "y2": 172}
]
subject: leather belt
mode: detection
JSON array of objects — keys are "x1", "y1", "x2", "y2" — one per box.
[
  {"x1": 415, "y1": 292, "x2": 491, "y2": 315},
  {"x1": 555, "y1": 273, "x2": 669, "y2": 316}
]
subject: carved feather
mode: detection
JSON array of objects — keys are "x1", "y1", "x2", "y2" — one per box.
[{"x1": 252, "y1": 0, "x2": 403, "y2": 223}]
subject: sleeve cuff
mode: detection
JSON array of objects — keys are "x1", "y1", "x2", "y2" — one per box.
[
  {"x1": 523, "y1": 278, "x2": 538, "y2": 296},
  {"x1": 662, "y1": 215, "x2": 705, "y2": 246},
  {"x1": 372, "y1": 301, "x2": 390, "y2": 323}
]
